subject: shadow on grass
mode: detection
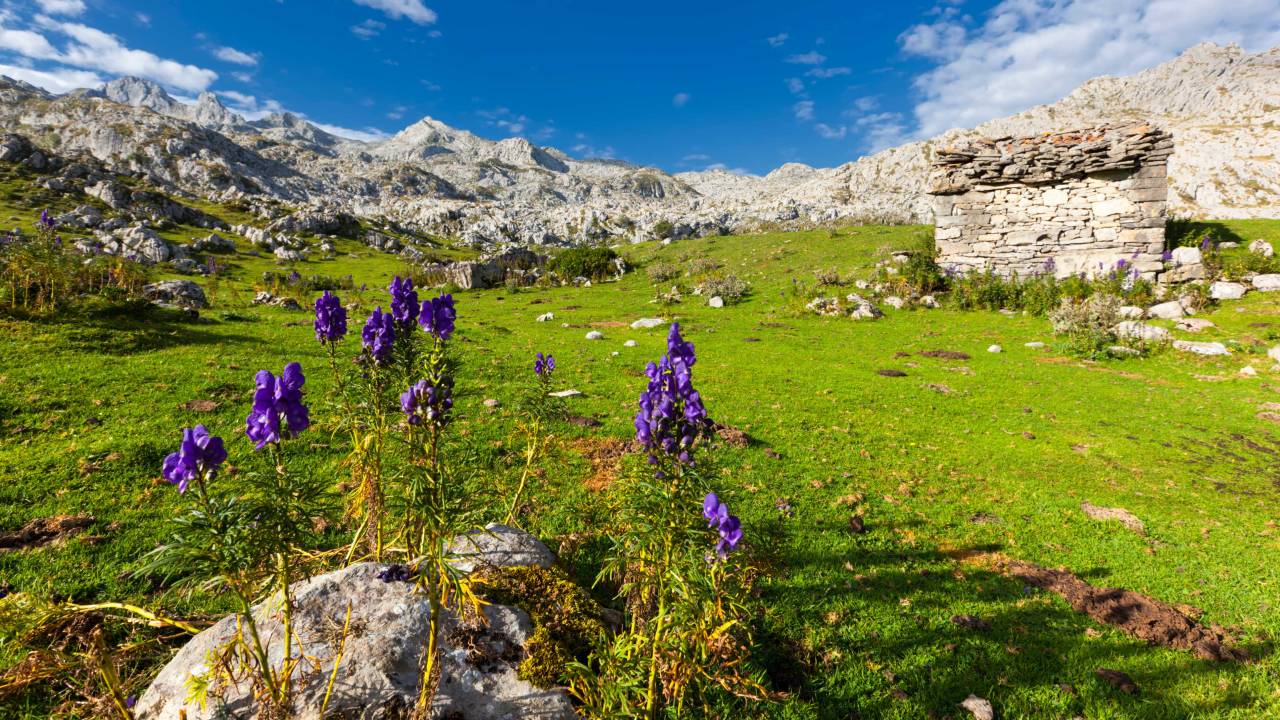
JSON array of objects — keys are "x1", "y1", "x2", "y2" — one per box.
[
  {"x1": 26, "y1": 300, "x2": 263, "y2": 355},
  {"x1": 1166, "y1": 219, "x2": 1247, "y2": 248},
  {"x1": 757, "y1": 538, "x2": 1267, "y2": 719}
]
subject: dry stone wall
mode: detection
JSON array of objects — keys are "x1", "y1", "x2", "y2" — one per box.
[{"x1": 929, "y1": 124, "x2": 1173, "y2": 280}]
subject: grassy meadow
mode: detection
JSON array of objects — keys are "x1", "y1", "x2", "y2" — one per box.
[{"x1": 3, "y1": 193, "x2": 1280, "y2": 718}]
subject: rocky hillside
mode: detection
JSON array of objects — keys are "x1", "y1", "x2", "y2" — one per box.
[{"x1": 0, "y1": 42, "x2": 1274, "y2": 247}]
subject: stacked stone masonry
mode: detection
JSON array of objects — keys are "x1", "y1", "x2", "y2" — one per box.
[{"x1": 929, "y1": 123, "x2": 1173, "y2": 280}]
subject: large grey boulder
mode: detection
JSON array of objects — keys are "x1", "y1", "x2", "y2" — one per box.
[
  {"x1": 118, "y1": 226, "x2": 172, "y2": 263},
  {"x1": 143, "y1": 280, "x2": 207, "y2": 309},
  {"x1": 1114, "y1": 321, "x2": 1170, "y2": 343},
  {"x1": 1146, "y1": 300, "x2": 1187, "y2": 320},
  {"x1": 1252, "y1": 274, "x2": 1280, "y2": 291},
  {"x1": 1249, "y1": 239, "x2": 1274, "y2": 257},
  {"x1": 446, "y1": 261, "x2": 504, "y2": 290},
  {"x1": 1172, "y1": 340, "x2": 1230, "y2": 356},
  {"x1": 136, "y1": 526, "x2": 573, "y2": 720},
  {"x1": 1210, "y1": 281, "x2": 1247, "y2": 300}
]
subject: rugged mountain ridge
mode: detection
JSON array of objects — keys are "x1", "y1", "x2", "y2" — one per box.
[{"x1": 0, "y1": 42, "x2": 1275, "y2": 246}]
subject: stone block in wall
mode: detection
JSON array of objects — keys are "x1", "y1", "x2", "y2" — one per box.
[
  {"x1": 935, "y1": 214, "x2": 970, "y2": 229},
  {"x1": 936, "y1": 226, "x2": 962, "y2": 240},
  {"x1": 1093, "y1": 198, "x2": 1136, "y2": 217},
  {"x1": 1041, "y1": 188, "x2": 1069, "y2": 206},
  {"x1": 1118, "y1": 228, "x2": 1162, "y2": 246},
  {"x1": 1133, "y1": 164, "x2": 1167, "y2": 179},
  {"x1": 1130, "y1": 186, "x2": 1167, "y2": 202}
]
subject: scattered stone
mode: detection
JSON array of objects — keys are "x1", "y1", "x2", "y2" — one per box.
[
  {"x1": 951, "y1": 615, "x2": 992, "y2": 631},
  {"x1": 1252, "y1": 274, "x2": 1280, "y2": 291},
  {"x1": 884, "y1": 296, "x2": 906, "y2": 309},
  {"x1": 0, "y1": 515, "x2": 94, "y2": 552},
  {"x1": 959, "y1": 694, "x2": 995, "y2": 720},
  {"x1": 182, "y1": 400, "x2": 219, "y2": 412},
  {"x1": 1107, "y1": 345, "x2": 1141, "y2": 357},
  {"x1": 623, "y1": 340, "x2": 637, "y2": 347},
  {"x1": 715, "y1": 423, "x2": 750, "y2": 448},
  {"x1": 1025, "y1": 341, "x2": 1045, "y2": 348},
  {"x1": 1172, "y1": 340, "x2": 1230, "y2": 356},
  {"x1": 1210, "y1": 282, "x2": 1247, "y2": 300},
  {"x1": 1248, "y1": 239, "x2": 1274, "y2": 257},
  {"x1": 987, "y1": 344, "x2": 1002, "y2": 353},
  {"x1": 1218, "y1": 241, "x2": 1239, "y2": 249},
  {"x1": 548, "y1": 389, "x2": 582, "y2": 398},
  {"x1": 143, "y1": 280, "x2": 207, "y2": 310},
  {"x1": 483, "y1": 398, "x2": 500, "y2": 408},
  {"x1": 1174, "y1": 318, "x2": 1215, "y2": 333},
  {"x1": 708, "y1": 296, "x2": 725, "y2": 308},
  {"x1": 630, "y1": 317, "x2": 665, "y2": 329},
  {"x1": 585, "y1": 331, "x2": 604, "y2": 340},
  {"x1": 446, "y1": 523, "x2": 557, "y2": 574},
  {"x1": 877, "y1": 369, "x2": 908, "y2": 377},
  {"x1": 1113, "y1": 321, "x2": 1169, "y2": 343},
  {"x1": 1081, "y1": 502, "x2": 1145, "y2": 534},
  {"x1": 926, "y1": 383, "x2": 954, "y2": 394},
  {"x1": 1170, "y1": 246, "x2": 1203, "y2": 266},
  {"x1": 1239, "y1": 366, "x2": 1258, "y2": 377},
  {"x1": 536, "y1": 312, "x2": 555, "y2": 322},
  {"x1": 1096, "y1": 668, "x2": 1139, "y2": 695},
  {"x1": 920, "y1": 295, "x2": 940, "y2": 308},
  {"x1": 1146, "y1": 300, "x2": 1186, "y2": 320},
  {"x1": 1118, "y1": 306, "x2": 1145, "y2": 320}
]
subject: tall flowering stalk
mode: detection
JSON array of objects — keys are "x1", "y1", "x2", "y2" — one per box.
[
  {"x1": 505, "y1": 352, "x2": 558, "y2": 525},
  {"x1": 399, "y1": 291, "x2": 476, "y2": 715},
  {"x1": 572, "y1": 323, "x2": 765, "y2": 717},
  {"x1": 141, "y1": 364, "x2": 330, "y2": 715}
]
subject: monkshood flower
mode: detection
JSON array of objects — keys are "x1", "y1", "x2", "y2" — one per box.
[
  {"x1": 634, "y1": 323, "x2": 709, "y2": 464},
  {"x1": 162, "y1": 424, "x2": 227, "y2": 493},
  {"x1": 361, "y1": 307, "x2": 396, "y2": 365},
  {"x1": 534, "y1": 352, "x2": 556, "y2": 376},
  {"x1": 314, "y1": 291, "x2": 348, "y2": 344},
  {"x1": 287, "y1": 270, "x2": 301, "y2": 284},
  {"x1": 702, "y1": 492, "x2": 743, "y2": 558},
  {"x1": 400, "y1": 379, "x2": 453, "y2": 425},
  {"x1": 37, "y1": 208, "x2": 54, "y2": 230},
  {"x1": 245, "y1": 363, "x2": 311, "y2": 449},
  {"x1": 419, "y1": 293, "x2": 456, "y2": 341},
  {"x1": 389, "y1": 276, "x2": 420, "y2": 327},
  {"x1": 376, "y1": 564, "x2": 415, "y2": 583}
]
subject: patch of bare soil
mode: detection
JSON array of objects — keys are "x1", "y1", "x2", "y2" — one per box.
[
  {"x1": 0, "y1": 515, "x2": 94, "y2": 552},
  {"x1": 182, "y1": 399, "x2": 219, "y2": 412},
  {"x1": 920, "y1": 350, "x2": 971, "y2": 360},
  {"x1": 1081, "y1": 502, "x2": 1145, "y2": 534},
  {"x1": 1005, "y1": 560, "x2": 1246, "y2": 662},
  {"x1": 571, "y1": 437, "x2": 631, "y2": 492},
  {"x1": 877, "y1": 369, "x2": 908, "y2": 377},
  {"x1": 714, "y1": 423, "x2": 750, "y2": 448}
]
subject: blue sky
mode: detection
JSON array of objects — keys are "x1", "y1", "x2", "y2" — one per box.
[{"x1": 1, "y1": 0, "x2": 1279, "y2": 174}]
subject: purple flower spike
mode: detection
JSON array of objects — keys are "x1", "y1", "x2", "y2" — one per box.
[
  {"x1": 162, "y1": 424, "x2": 227, "y2": 492},
  {"x1": 38, "y1": 209, "x2": 55, "y2": 230},
  {"x1": 389, "y1": 276, "x2": 420, "y2": 327},
  {"x1": 702, "y1": 492, "x2": 742, "y2": 558},
  {"x1": 362, "y1": 307, "x2": 396, "y2": 365},
  {"x1": 534, "y1": 352, "x2": 556, "y2": 376},
  {"x1": 314, "y1": 291, "x2": 347, "y2": 344},
  {"x1": 245, "y1": 364, "x2": 310, "y2": 449},
  {"x1": 634, "y1": 323, "x2": 710, "y2": 465},
  {"x1": 419, "y1": 293, "x2": 456, "y2": 341},
  {"x1": 401, "y1": 379, "x2": 453, "y2": 425}
]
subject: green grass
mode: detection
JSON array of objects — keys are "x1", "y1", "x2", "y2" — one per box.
[{"x1": 4, "y1": 210, "x2": 1280, "y2": 718}]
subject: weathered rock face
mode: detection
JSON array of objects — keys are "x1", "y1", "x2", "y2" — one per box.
[
  {"x1": 930, "y1": 124, "x2": 1171, "y2": 280},
  {"x1": 143, "y1": 280, "x2": 207, "y2": 309},
  {"x1": 136, "y1": 525, "x2": 575, "y2": 720}
]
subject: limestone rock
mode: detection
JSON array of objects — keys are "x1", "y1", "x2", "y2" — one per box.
[
  {"x1": 708, "y1": 296, "x2": 725, "y2": 308},
  {"x1": 623, "y1": 340, "x2": 637, "y2": 347},
  {"x1": 143, "y1": 280, "x2": 207, "y2": 310},
  {"x1": 1146, "y1": 301, "x2": 1186, "y2": 320},
  {"x1": 987, "y1": 344, "x2": 1002, "y2": 353},
  {"x1": 1114, "y1": 321, "x2": 1170, "y2": 343},
  {"x1": 959, "y1": 694, "x2": 994, "y2": 720},
  {"x1": 1251, "y1": 274, "x2": 1280, "y2": 291},
  {"x1": 585, "y1": 331, "x2": 603, "y2": 340},
  {"x1": 1118, "y1": 306, "x2": 1145, "y2": 320},
  {"x1": 1174, "y1": 318, "x2": 1214, "y2": 332},
  {"x1": 629, "y1": 317, "x2": 665, "y2": 329},
  {"x1": 1249, "y1": 239, "x2": 1274, "y2": 257},
  {"x1": 1210, "y1": 281, "x2": 1247, "y2": 300},
  {"x1": 1173, "y1": 340, "x2": 1230, "y2": 356},
  {"x1": 536, "y1": 312, "x2": 555, "y2": 322},
  {"x1": 446, "y1": 523, "x2": 557, "y2": 574}
]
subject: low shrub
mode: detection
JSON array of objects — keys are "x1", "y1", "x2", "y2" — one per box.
[
  {"x1": 647, "y1": 261, "x2": 681, "y2": 284},
  {"x1": 1048, "y1": 294, "x2": 1123, "y2": 358},
  {"x1": 699, "y1": 274, "x2": 750, "y2": 304},
  {"x1": 651, "y1": 220, "x2": 675, "y2": 240},
  {"x1": 688, "y1": 257, "x2": 723, "y2": 276},
  {"x1": 549, "y1": 247, "x2": 619, "y2": 282}
]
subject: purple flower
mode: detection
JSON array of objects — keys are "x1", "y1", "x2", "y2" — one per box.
[
  {"x1": 37, "y1": 209, "x2": 55, "y2": 230},
  {"x1": 400, "y1": 379, "x2": 453, "y2": 425},
  {"x1": 361, "y1": 307, "x2": 395, "y2": 365},
  {"x1": 287, "y1": 270, "x2": 301, "y2": 284},
  {"x1": 1115, "y1": 258, "x2": 1128, "y2": 270},
  {"x1": 389, "y1": 276, "x2": 420, "y2": 327},
  {"x1": 245, "y1": 363, "x2": 310, "y2": 449},
  {"x1": 162, "y1": 424, "x2": 227, "y2": 492},
  {"x1": 1200, "y1": 235, "x2": 1213, "y2": 252},
  {"x1": 1161, "y1": 250, "x2": 1173, "y2": 262},
  {"x1": 534, "y1": 352, "x2": 556, "y2": 376},
  {"x1": 377, "y1": 564, "x2": 415, "y2": 583},
  {"x1": 702, "y1": 492, "x2": 742, "y2": 558},
  {"x1": 634, "y1": 323, "x2": 709, "y2": 464},
  {"x1": 419, "y1": 293, "x2": 456, "y2": 341},
  {"x1": 314, "y1": 291, "x2": 347, "y2": 344}
]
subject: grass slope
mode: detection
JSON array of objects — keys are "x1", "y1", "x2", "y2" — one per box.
[{"x1": 2, "y1": 208, "x2": 1280, "y2": 718}]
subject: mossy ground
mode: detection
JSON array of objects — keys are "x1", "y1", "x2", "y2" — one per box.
[{"x1": 2, "y1": 183, "x2": 1280, "y2": 718}]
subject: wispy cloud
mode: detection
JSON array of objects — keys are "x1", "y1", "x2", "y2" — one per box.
[
  {"x1": 813, "y1": 123, "x2": 847, "y2": 140},
  {"x1": 0, "y1": 62, "x2": 99, "y2": 92},
  {"x1": 792, "y1": 99, "x2": 814, "y2": 121},
  {"x1": 672, "y1": 92, "x2": 690, "y2": 107},
  {"x1": 785, "y1": 51, "x2": 825, "y2": 65},
  {"x1": 766, "y1": 32, "x2": 789, "y2": 47},
  {"x1": 805, "y1": 66, "x2": 850, "y2": 78},
  {"x1": 213, "y1": 45, "x2": 259, "y2": 66},
  {"x1": 785, "y1": 77, "x2": 805, "y2": 94},
  {"x1": 351, "y1": 19, "x2": 386, "y2": 39},
  {"x1": 35, "y1": 0, "x2": 85, "y2": 16},
  {"x1": 353, "y1": 0, "x2": 437, "y2": 25}
]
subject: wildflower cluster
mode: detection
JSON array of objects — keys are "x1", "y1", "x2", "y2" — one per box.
[
  {"x1": 702, "y1": 492, "x2": 743, "y2": 558},
  {"x1": 245, "y1": 363, "x2": 310, "y2": 448},
  {"x1": 161, "y1": 425, "x2": 227, "y2": 493},
  {"x1": 634, "y1": 323, "x2": 709, "y2": 465},
  {"x1": 314, "y1": 290, "x2": 347, "y2": 344},
  {"x1": 361, "y1": 307, "x2": 396, "y2": 365},
  {"x1": 419, "y1": 292, "x2": 456, "y2": 340},
  {"x1": 400, "y1": 378, "x2": 453, "y2": 425}
]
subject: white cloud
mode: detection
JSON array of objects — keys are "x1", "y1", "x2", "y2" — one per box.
[
  {"x1": 805, "y1": 66, "x2": 850, "y2": 78},
  {"x1": 814, "y1": 123, "x2": 847, "y2": 140},
  {"x1": 672, "y1": 92, "x2": 690, "y2": 107},
  {"x1": 213, "y1": 45, "x2": 259, "y2": 66},
  {"x1": 35, "y1": 0, "x2": 85, "y2": 16},
  {"x1": 387, "y1": 104, "x2": 408, "y2": 120},
  {"x1": 0, "y1": 61, "x2": 100, "y2": 92},
  {"x1": 785, "y1": 51, "x2": 825, "y2": 65},
  {"x1": 231, "y1": 70, "x2": 254, "y2": 83},
  {"x1": 420, "y1": 79, "x2": 441, "y2": 91},
  {"x1": 353, "y1": 0, "x2": 437, "y2": 25},
  {"x1": 351, "y1": 19, "x2": 385, "y2": 39},
  {"x1": 135, "y1": 13, "x2": 151, "y2": 27},
  {"x1": 571, "y1": 142, "x2": 616, "y2": 159},
  {"x1": 785, "y1": 77, "x2": 805, "y2": 94},
  {"x1": 766, "y1": 32, "x2": 788, "y2": 47},
  {"x1": 313, "y1": 122, "x2": 388, "y2": 143},
  {"x1": 854, "y1": 112, "x2": 909, "y2": 151},
  {"x1": 26, "y1": 18, "x2": 219, "y2": 91},
  {"x1": 851, "y1": 96, "x2": 879, "y2": 113},
  {"x1": 0, "y1": 26, "x2": 59, "y2": 58},
  {"x1": 792, "y1": 100, "x2": 814, "y2": 121},
  {"x1": 904, "y1": 0, "x2": 1280, "y2": 139}
]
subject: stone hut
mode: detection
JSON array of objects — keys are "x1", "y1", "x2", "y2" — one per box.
[{"x1": 929, "y1": 123, "x2": 1174, "y2": 280}]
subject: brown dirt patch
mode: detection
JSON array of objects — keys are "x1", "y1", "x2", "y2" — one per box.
[
  {"x1": 920, "y1": 350, "x2": 970, "y2": 360},
  {"x1": 714, "y1": 423, "x2": 750, "y2": 448},
  {"x1": 1081, "y1": 502, "x2": 1145, "y2": 534},
  {"x1": 571, "y1": 437, "x2": 632, "y2": 492},
  {"x1": 588, "y1": 320, "x2": 628, "y2": 328},
  {"x1": 1005, "y1": 559, "x2": 1246, "y2": 662},
  {"x1": 877, "y1": 369, "x2": 908, "y2": 377},
  {"x1": 0, "y1": 515, "x2": 94, "y2": 552},
  {"x1": 182, "y1": 399, "x2": 219, "y2": 412}
]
